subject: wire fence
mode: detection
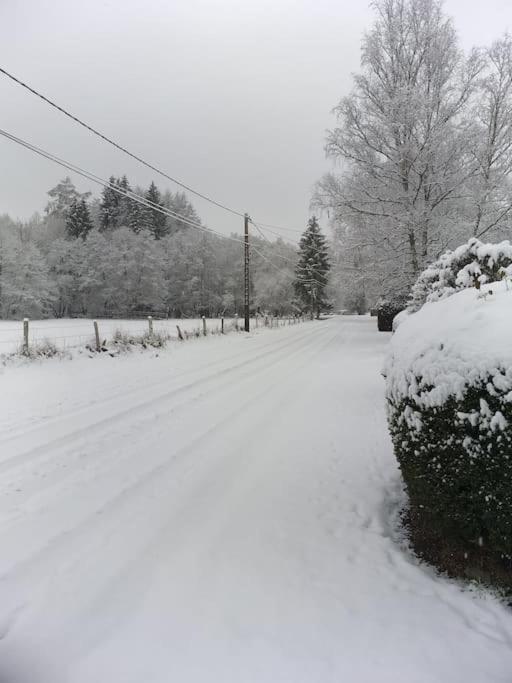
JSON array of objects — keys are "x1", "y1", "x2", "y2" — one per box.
[{"x1": 0, "y1": 314, "x2": 309, "y2": 356}]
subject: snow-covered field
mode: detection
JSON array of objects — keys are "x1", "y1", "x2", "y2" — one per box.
[
  {"x1": 0, "y1": 317, "x2": 511, "y2": 682},
  {"x1": 0, "y1": 317, "x2": 265, "y2": 354}
]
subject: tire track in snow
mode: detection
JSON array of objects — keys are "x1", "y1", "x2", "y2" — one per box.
[
  {"x1": 0, "y1": 324, "x2": 315, "y2": 445},
  {"x1": 0, "y1": 323, "x2": 338, "y2": 596},
  {"x1": 0, "y1": 323, "x2": 324, "y2": 477},
  {"x1": 0, "y1": 322, "x2": 329, "y2": 528}
]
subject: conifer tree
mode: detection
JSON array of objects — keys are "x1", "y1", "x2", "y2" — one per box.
[
  {"x1": 66, "y1": 198, "x2": 93, "y2": 240},
  {"x1": 99, "y1": 176, "x2": 121, "y2": 232},
  {"x1": 294, "y1": 216, "x2": 330, "y2": 319},
  {"x1": 145, "y1": 181, "x2": 168, "y2": 239},
  {"x1": 128, "y1": 185, "x2": 152, "y2": 233},
  {"x1": 116, "y1": 175, "x2": 133, "y2": 228}
]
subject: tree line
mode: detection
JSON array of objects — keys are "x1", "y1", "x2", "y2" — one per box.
[{"x1": 0, "y1": 177, "x2": 331, "y2": 320}]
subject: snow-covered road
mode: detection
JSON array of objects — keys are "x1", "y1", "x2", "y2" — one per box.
[{"x1": 1, "y1": 317, "x2": 512, "y2": 682}]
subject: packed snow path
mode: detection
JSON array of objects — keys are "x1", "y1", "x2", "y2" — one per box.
[{"x1": 1, "y1": 317, "x2": 512, "y2": 682}]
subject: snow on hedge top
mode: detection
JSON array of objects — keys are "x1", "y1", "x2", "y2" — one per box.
[
  {"x1": 385, "y1": 280, "x2": 512, "y2": 416},
  {"x1": 409, "y1": 238, "x2": 512, "y2": 312}
]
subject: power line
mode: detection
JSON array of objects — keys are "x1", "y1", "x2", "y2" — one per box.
[
  {"x1": 253, "y1": 224, "x2": 296, "y2": 240},
  {"x1": 0, "y1": 127, "x2": 249, "y2": 247},
  {"x1": 250, "y1": 244, "x2": 324, "y2": 287},
  {"x1": 250, "y1": 219, "x2": 329, "y2": 280},
  {"x1": 251, "y1": 219, "x2": 329, "y2": 257},
  {"x1": 0, "y1": 66, "x2": 314, "y2": 235},
  {"x1": 251, "y1": 220, "x2": 272, "y2": 243},
  {"x1": 256, "y1": 221, "x2": 304, "y2": 235},
  {"x1": 0, "y1": 66, "x2": 245, "y2": 218},
  {"x1": 0, "y1": 126, "x2": 322, "y2": 288}
]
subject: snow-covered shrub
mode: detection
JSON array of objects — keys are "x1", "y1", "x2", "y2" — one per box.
[
  {"x1": 18, "y1": 339, "x2": 64, "y2": 360},
  {"x1": 385, "y1": 282, "x2": 512, "y2": 583},
  {"x1": 111, "y1": 329, "x2": 170, "y2": 351},
  {"x1": 377, "y1": 296, "x2": 408, "y2": 332},
  {"x1": 409, "y1": 238, "x2": 512, "y2": 312}
]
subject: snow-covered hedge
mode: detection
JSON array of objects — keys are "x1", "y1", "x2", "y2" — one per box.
[
  {"x1": 377, "y1": 296, "x2": 408, "y2": 332},
  {"x1": 409, "y1": 238, "x2": 512, "y2": 312},
  {"x1": 385, "y1": 281, "x2": 512, "y2": 570},
  {"x1": 391, "y1": 309, "x2": 410, "y2": 332}
]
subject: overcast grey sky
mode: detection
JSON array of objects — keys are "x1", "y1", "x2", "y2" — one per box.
[{"x1": 1, "y1": 0, "x2": 510, "y2": 240}]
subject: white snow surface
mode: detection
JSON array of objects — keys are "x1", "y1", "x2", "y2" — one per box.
[
  {"x1": 1, "y1": 317, "x2": 512, "y2": 682},
  {"x1": 391, "y1": 308, "x2": 410, "y2": 332},
  {"x1": 386, "y1": 281, "x2": 512, "y2": 417},
  {"x1": 0, "y1": 317, "x2": 254, "y2": 355}
]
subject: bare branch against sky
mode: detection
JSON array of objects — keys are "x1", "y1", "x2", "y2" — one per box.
[{"x1": 0, "y1": 0, "x2": 510, "y2": 236}]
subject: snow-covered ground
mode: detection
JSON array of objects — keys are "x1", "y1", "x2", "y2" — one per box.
[
  {"x1": 0, "y1": 317, "x2": 511, "y2": 682},
  {"x1": 0, "y1": 317, "x2": 264, "y2": 354}
]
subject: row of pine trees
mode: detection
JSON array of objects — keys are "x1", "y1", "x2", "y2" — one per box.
[{"x1": 50, "y1": 176, "x2": 199, "y2": 241}]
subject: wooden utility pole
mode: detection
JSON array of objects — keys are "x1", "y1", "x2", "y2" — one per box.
[{"x1": 244, "y1": 213, "x2": 250, "y2": 332}]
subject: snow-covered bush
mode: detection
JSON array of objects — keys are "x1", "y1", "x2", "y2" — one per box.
[
  {"x1": 15, "y1": 339, "x2": 66, "y2": 360},
  {"x1": 111, "y1": 329, "x2": 170, "y2": 351},
  {"x1": 385, "y1": 282, "x2": 512, "y2": 583},
  {"x1": 377, "y1": 296, "x2": 408, "y2": 332},
  {"x1": 409, "y1": 238, "x2": 512, "y2": 312}
]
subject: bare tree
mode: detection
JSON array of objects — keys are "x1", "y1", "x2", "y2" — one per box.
[
  {"x1": 315, "y1": 0, "x2": 484, "y2": 295},
  {"x1": 468, "y1": 34, "x2": 512, "y2": 239}
]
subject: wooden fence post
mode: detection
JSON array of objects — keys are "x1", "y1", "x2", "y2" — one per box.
[
  {"x1": 202, "y1": 316, "x2": 207, "y2": 336},
  {"x1": 176, "y1": 325, "x2": 184, "y2": 341},
  {"x1": 148, "y1": 316, "x2": 153, "y2": 336},
  {"x1": 221, "y1": 317, "x2": 224, "y2": 334},
  {"x1": 23, "y1": 318, "x2": 29, "y2": 354},
  {"x1": 93, "y1": 320, "x2": 100, "y2": 351}
]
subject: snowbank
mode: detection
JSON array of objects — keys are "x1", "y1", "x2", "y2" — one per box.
[{"x1": 391, "y1": 309, "x2": 410, "y2": 332}]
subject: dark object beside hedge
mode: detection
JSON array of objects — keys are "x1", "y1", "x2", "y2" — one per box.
[{"x1": 377, "y1": 301, "x2": 404, "y2": 331}]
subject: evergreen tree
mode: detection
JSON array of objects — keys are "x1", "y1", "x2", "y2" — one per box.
[
  {"x1": 128, "y1": 185, "x2": 153, "y2": 233},
  {"x1": 294, "y1": 217, "x2": 330, "y2": 319},
  {"x1": 99, "y1": 176, "x2": 121, "y2": 232},
  {"x1": 116, "y1": 175, "x2": 134, "y2": 228},
  {"x1": 145, "y1": 181, "x2": 168, "y2": 239},
  {"x1": 66, "y1": 198, "x2": 93, "y2": 240}
]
